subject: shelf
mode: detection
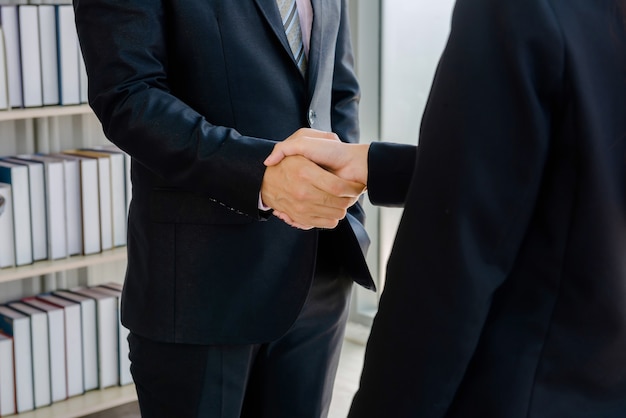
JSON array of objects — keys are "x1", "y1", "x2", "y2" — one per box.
[
  {"x1": 16, "y1": 384, "x2": 136, "y2": 418},
  {"x1": 0, "y1": 247, "x2": 127, "y2": 284},
  {"x1": 0, "y1": 90, "x2": 128, "y2": 418},
  {"x1": 0, "y1": 105, "x2": 92, "y2": 122}
]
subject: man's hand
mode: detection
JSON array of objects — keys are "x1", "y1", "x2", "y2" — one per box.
[
  {"x1": 264, "y1": 136, "x2": 369, "y2": 185},
  {"x1": 261, "y1": 155, "x2": 366, "y2": 230}
]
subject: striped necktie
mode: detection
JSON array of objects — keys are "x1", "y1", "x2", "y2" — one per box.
[{"x1": 276, "y1": 0, "x2": 307, "y2": 76}]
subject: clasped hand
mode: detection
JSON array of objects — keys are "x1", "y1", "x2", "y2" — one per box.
[{"x1": 261, "y1": 128, "x2": 369, "y2": 230}]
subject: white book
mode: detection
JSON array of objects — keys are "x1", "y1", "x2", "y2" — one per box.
[
  {"x1": 1, "y1": 5, "x2": 22, "y2": 108},
  {"x1": 83, "y1": 148, "x2": 127, "y2": 247},
  {"x1": 9, "y1": 302, "x2": 52, "y2": 408},
  {"x1": 56, "y1": 5, "x2": 80, "y2": 105},
  {"x1": 3, "y1": 157, "x2": 47, "y2": 261},
  {"x1": 63, "y1": 150, "x2": 113, "y2": 251},
  {"x1": 0, "y1": 161, "x2": 33, "y2": 266},
  {"x1": 14, "y1": 154, "x2": 67, "y2": 260},
  {"x1": 38, "y1": 4, "x2": 59, "y2": 105},
  {"x1": 70, "y1": 288, "x2": 118, "y2": 389},
  {"x1": 52, "y1": 157, "x2": 81, "y2": 255},
  {"x1": 21, "y1": 297, "x2": 67, "y2": 403},
  {"x1": 37, "y1": 294, "x2": 84, "y2": 397},
  {"x1": 93, "y1": 285, "x2": 132, "y2": 385},
  {"x1": 0, "y1": 183, "x2": 15, "y2": 268},
  {"x1": 52, "y1": 290, "x2": 98, "y2": 391},
  {"x1": 0, "y1": 333, "x2": 15, "y2": 416},
  {"x1": 0, "y1": 306, "x2": 34, "y2": 413},
  {"x1": 0, "y1": 27, "x2": 9, "y2": 110},
  {"x1": 62, "y1": 157, "x2": 82, "y2": 255},
  {"x1": 18, "y1": 5, "x2": 43, "y2": 107},
  {"x1": 100, "y1": 281, "x2": 123, "y2": 292},
  {"x1": 51, "y1": 153, "x2": 101, "y2": 255},
  {"x1": 92, "y1": 144, "x2": 131, "y2": 213},
  {"x1": 79, "y1": 49, "x2": 88, "y2": 103}
]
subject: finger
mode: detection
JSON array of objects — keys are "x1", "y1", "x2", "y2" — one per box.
[
  {"x1": 282, "y1": 219, "x2": 315, "y2": 230},
  {"x1": 274, "y1": 197, "x2": 347, "y2": 228},
  {"x1": 296, "y1": 128, "x2": 340, "y2": 142},
  {"x1": 264, "y1": 140, "x2": 310, "y2": 166},
  {"x1": 310, "y1": 167, "x2": 366, "y2": 198},
  {"x1": 273, "y1": 211, "x2": 299, "y2": 228},
  {"x1": 281, "y1": 178, "x2": 357, "y2": 215},
  {"x1": 305, "y1": 215, "x2": 341, "y2": 229},
  {"x1": 264, "y1": 147, "x2": 287, "y2": 166},
  {"x1": 265, "y1": 131, "x2": 340, "y2": 166},
  {"x1": 274, "y1": 210, "x2": 328, "y2": 230},
  {"x1": 264, "y1": 139, "x2": 317, "y2": 167},
  {"x1": 288, "y1": 215, "x2": 339, "y2": 230},
  {"x1": 284, "y1": 197, "x2": 349, "y2": 222}
]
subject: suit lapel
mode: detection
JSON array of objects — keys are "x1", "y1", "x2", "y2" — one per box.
[
  {"x1": 256, "y1": 0, "x2": 320, "y2": 83},
  {"x1": 254, "y1": 0, "x2": 293, "y2": 60},
  {"x1": 307, "y1": 0, "x2": 322, "y2": 90}
]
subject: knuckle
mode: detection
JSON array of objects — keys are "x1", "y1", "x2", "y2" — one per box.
[{"x1": 293, "y1": 188, "x2": 309, "y2": 201}]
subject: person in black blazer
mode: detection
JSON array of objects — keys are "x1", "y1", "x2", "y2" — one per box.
[
  {"x1": 73, "y1": 1, "x2": 373, "y2": 417},
  {"x1": 266, "y1": 0, "x2": 626, "y2": 416}
]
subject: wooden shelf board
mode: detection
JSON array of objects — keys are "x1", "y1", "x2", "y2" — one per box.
[
  {"x1": 0, "y1": 247, "x2": 127, "y2": 284},
  {"x1": 15, "y1": 384, "x2": 136, "y2": 418},
  {"x1": 0, "y1": 105, "x2": 92, "y2": 122}
]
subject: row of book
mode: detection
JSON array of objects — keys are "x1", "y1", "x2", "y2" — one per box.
[
  {"x1": 0, "y1": 281, "x2": 132, "y2": 416},
  {"x1": 0, "y1": 0, "x2": 87, "y2": 109},
  {"x1": 0, "y1": 145, "x2": 130, "y2": 268}
]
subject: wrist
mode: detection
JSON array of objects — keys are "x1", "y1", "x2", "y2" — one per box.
[{"x1": 351, "y1": 143, "x2": 370, "y2": 185}]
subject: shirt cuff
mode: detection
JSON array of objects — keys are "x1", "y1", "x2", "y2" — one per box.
[{"x1": 258, "y1": 193, "x2": 271, "y2": 211}]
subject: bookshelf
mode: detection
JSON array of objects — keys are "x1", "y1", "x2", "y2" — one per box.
[
  {"x1": 0, "y1": 104, "x2": 92, "y2": 122},
  {"x1": 0, "y1": 0, "x2": 136, "y2": 414},
  {"x1": 0, "y1": 247, "x2": 127, "y2": 285},
  {"x1": 0, "y1": 103, "x2": 136, "y2": 416}
]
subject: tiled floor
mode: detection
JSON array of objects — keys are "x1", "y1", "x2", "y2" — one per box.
[{"x1": 83, "y1": 324, "x2": 369, "y2": 418}]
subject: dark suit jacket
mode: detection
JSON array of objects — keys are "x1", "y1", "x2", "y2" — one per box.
[
  {"x1": 351, "y1": 0, "x2": 626, "y2": 416},
  {"x1": 74, "y1": 0, "x2": 373, "y2": 345}
]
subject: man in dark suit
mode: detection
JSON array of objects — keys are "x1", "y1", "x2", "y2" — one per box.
[
  {"x1": 73, "y1": 1, "x2": 373, "y2": 416},
  {"x1": 266, "y1": 0, "x2": 626, "y2": 416}
]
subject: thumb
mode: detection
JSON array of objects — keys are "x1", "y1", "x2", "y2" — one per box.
[
  {"x1": 264, "y1": 147, "x2": 287, "y2": 166},
  {"x1": 265, "y1": 140, "x2": 306, "y2": 166}
]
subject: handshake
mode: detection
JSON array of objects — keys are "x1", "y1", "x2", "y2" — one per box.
[{"x1": 261, "y1": 128, "x2": 370, "y2": 230}]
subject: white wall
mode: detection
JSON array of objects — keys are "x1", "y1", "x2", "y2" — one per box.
[
  {"x1": 348, "y1": 0, "x2": 456, "y2": 323},
  {"x1": 381, "y1": 0, "x2": 456, "y2": 144},
  {"x1": 377, "y1": 0, "x2": 456, "y2": 289},
  {"x1": 348, "y1": 1, "x2": 382, "y2": 321}
]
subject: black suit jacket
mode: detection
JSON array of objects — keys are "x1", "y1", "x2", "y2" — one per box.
[
  {"x1": 74, "y1": 0, "x2": 373, "y2": 345},
  {"x1": 351, "y1": 0, "x2": 626, "y2": 416}
]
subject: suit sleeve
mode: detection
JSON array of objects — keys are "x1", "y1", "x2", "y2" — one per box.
[
  {"x1": 330, "y1": 0, "x2": 360, "y2": 144},
  {"x1": 74, "y1": 0, "x2": 275, "y2": 217},
  {"x1": 367, "y1": 142, "x2": 417, "y2": 207},
  {"x1": 350, "y1": 0, "x2": 565, "y2": 415}
]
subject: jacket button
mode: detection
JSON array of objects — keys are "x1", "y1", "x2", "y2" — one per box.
[{"x1": 308, "y1": 109, "x2": 317, "y2": 126}]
